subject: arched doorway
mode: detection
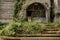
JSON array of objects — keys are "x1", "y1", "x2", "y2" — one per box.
[{"x1": 26, "y1": 2, "x2": 46, "y2": 22}]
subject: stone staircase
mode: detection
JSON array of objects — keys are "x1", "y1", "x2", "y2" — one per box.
[
  {"x1": 1, "y1": 25, "x2": 60, "y2": 40},
  {"x1": 43, "y1": 25, "x2": 60, "y2": 34}
]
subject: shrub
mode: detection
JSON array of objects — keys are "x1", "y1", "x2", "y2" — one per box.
[
  {"x1": 0, "y1": 21, "x2": 46, "y2": 36},
  {"x1": 13, "y1": 0, "x2": 26, "y2": 21},
  {"x1": 0, "y1": 22, "x2": 8, "y2": 30}
]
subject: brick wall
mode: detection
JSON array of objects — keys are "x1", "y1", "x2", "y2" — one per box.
[{"x1": 0, "y1": 0, "x2": 16, "y2": 22}]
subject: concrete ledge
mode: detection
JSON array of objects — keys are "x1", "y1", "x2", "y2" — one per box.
[
  {"x1": 1, "y1": 34, "x2": 60, "y2": 40},
  {"x1": 1, "y1": 36, "x2": 60, "y2": 40},
  {"x1": 16, "y1": 34, "x2": 60, "y2": 37}
]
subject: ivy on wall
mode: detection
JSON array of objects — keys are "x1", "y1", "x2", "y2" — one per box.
[{"x1": 13, "y1": 0, "x2": 26, "y2": 21}]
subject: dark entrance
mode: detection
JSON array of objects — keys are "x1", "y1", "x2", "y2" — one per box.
[
  {"x1": 26, "y1": 2, "x2": 46, "y2": 22},
  {"x1": 50, "y1": 0, "x2": 55, "y2": 22}
]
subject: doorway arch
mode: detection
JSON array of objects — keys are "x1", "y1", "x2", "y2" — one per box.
[{"x1": 26, "y1": 2, "x2": 46, "y2": 22}]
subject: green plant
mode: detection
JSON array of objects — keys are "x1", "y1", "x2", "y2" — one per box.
[
  {"x1": 0, "y1": 20, "x2": 46, "y2": 36},
  {"x1": 0, "y1": 22, "x2": 8, "y2": 30},
  {"x1": 0, "y1": 22, "x2": 21, "y2": 36},
  {"x1": 13, "y1": 0, "x2": 26, "y2": 21}
]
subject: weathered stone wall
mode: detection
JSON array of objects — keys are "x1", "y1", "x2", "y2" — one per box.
[
  {"x1": 0, "y1": 0, "x2": 59, "y2": 22},
  {"x1": 0, "y1": 0, "x2": 50, "y2": 22},
  {"x1": 55, "y1": 0, "x2": 60, "y2": 22},
  {"x1": 18, "y1": 0, "x2": 50, "y2": 22},
  {"x1": 0, "y1": 0, "x2": 16, "y2": 22},
  {"x1": 58, "y1": 0, "x2": 60, "y2": 13}
]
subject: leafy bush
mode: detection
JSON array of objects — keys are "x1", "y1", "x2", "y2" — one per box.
[
  {"x1": 0, "y1": 21, "x2": 46, "y2": 36},
  {"x1": 0, "y1": 22, "x2": 8, "y2": 30},
  {"x1": 13, "y1": 0, "x2": 26, "y2": 21},
  {"x1": 22, "y1": 22, "x2": 45, "y2": 34},
  {"x1": 0, "y1": 19, "x2": 59, "y2": 36},
  {"x1": 0, "y1": 22, "x2": 20, "y2": 36}
]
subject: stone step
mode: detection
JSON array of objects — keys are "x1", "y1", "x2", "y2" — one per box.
[
  {"x1": 44, "y1": 26, "x2": 59, "y2": 31},
  {"x1": 1, "y1": 36, "x2": 60, "y2": 40},
  {"x1": 43, "y1": 26, "x2": 59, "y2": 34},
  {"x1": 43, "y1": 31, "x2": 58, "y2": 34},
  {"x1": 44, "y1": 29, "x2": 59, "y2": 31},
  {"x1": 16, "y1": 34, "x2": 60, "y2": 37}
]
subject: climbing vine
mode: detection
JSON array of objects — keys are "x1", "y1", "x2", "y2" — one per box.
[{"x1": 13, "y1": 0, "x2": 26, "y2": 21}]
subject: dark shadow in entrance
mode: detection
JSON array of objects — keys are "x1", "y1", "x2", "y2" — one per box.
[
  {"x1": 50, "y1": 0, "x2": 55, "y2": 22},
  {"x1": 26, "y1": 2, "x2": 46, "y2": 22}
]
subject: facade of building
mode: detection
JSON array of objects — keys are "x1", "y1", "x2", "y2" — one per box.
[{"x1": 0, "y1": 0, "x2": 60, "y2": 22}]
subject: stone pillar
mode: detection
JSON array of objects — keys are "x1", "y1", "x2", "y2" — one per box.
[
  {"x1": 46, "y1": 9, "x2": 50, "y2": 23},
  {"x1": 52, "y1": 0, "x2": 58, "y2": 23},
  {"x1": 46, "y1": 10, "x2": 48, "y2": 22}
]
